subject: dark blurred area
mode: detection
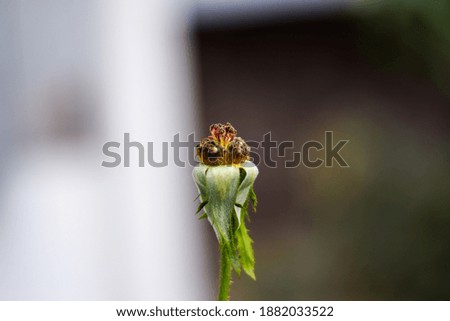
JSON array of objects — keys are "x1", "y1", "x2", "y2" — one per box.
[{"x1": 195, "y1": 0, "x2": 450, "y2": 300}]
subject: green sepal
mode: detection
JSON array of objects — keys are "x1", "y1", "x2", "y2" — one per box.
[
  {"x1": 198, "y1": 213, "x2": 207, "y2": 220},
  {"x1": 227, "y1": 230, "x2": 241, "y2": 276},
  {"x1": 193, "y1": 165, "x2": 240, "y2": 243},
  {"x1": 193, "y1": 161, "x2": 258, "y2": 281},
  {"x1": 196, "y1": 200, "x2": 208, "y2": 214},
  {"x1": 234, "y1": 162, "x2": 259, "y2": 228},
  {"x1": 249, "y1": 186, "x2": 258, "y2": 213}
]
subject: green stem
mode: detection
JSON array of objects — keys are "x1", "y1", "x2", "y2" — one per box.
[{"x1": 218, "y1": 244, "x2": 232, "y2": 301}]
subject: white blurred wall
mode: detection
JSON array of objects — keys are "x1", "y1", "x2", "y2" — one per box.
[{"x1": 0, "y1": 0, "x2": 210, "y2": 300}]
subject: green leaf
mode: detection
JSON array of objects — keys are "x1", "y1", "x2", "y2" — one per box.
[{"x1": 236, "y1": 220, "x2": 255, "y2": 280}]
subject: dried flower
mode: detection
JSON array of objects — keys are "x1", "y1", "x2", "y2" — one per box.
[
  {"x1": 197, "y1": 122, "x2": 250, "y2": 166},
  {"x1": 193, "y1": 123, "x2": 258, "y2": 301}
]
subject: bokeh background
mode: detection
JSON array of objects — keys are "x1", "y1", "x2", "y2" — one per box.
[{"x1": 1, "y1": 0, "x2": 449, "y2": 300}]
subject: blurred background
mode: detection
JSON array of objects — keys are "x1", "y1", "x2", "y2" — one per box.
[{"x1": 1, "y1": 0, "x2": 449, "y2": 300}]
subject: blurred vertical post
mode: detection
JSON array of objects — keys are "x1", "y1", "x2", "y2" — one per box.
[
  {"x1": 0, "y1": 0, "x2": 208, "y2": 299},
  {"x1": 98, "y1": 0, "x2": 207, "y2": 299}
]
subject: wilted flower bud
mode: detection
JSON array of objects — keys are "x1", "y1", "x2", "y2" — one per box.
[
  {"x1": 197, "y1": 122, "x2": 250, "y2": 166},
  {"x1": 197, "y1": 138, "x2": 225, "y2": 166},
  {"x1": 193, "y1": 123, "x2": 258, "y2": 301},
  {"x1": 227, "y1": 136, "x2": 250, "y2": 165}
]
